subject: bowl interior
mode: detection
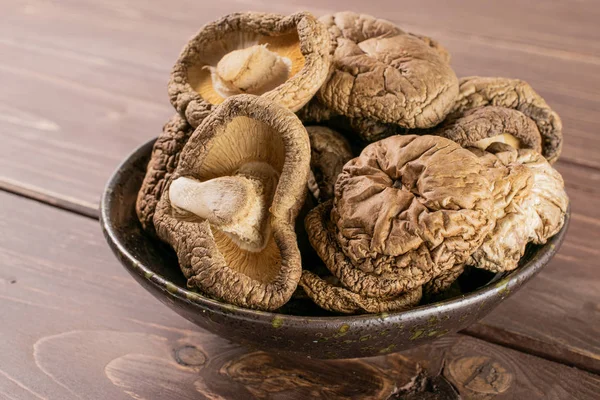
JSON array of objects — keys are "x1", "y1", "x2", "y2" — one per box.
[{"x1": 103, "y1": 139, "x2": 560, "y2": 318}]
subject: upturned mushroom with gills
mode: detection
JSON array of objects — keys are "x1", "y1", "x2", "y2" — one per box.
[
  {"x1": 169, "y1": 12, "x2": 331, "y2": 127},
  {"x1": 444, "y1": 76, "x2": 563, "y2": 163},
  {"x1": 153, "y1": 94, "x2": 311, "y2": 311}
]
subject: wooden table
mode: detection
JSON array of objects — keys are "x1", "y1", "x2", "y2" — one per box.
[{"x1": 1, "y1": 0, "x2": 599, "y2": 398}]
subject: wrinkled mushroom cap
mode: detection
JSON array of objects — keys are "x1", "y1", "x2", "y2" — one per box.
[
  {"x1": 451, "y1": 76, "x2": 563, "y2": 163},
  {"x1": 169, "y1": 12, "x2": 331, "y2": 127},
  {"x1": 306, "y1": 136, "x2": 495, "y2": 298},
  {"x1": 297, "y1": 97, "x2": 409, "y2": 143},
  {"x1": 153, "y1": 95, "x2": 311, "y2": 310},
  {"x1": 136, "y1": 114, "x2": 194, "y2": 233},
  {"x1": 434, "y1": 106, "x2": 543, "y2": 154},
  {"x1": 468, "y1": 145, "x2": 568, "y2": 272},
  {"x1": 299, "y1": 271, "x2": 422, "y2": 314},
  {"x1": 317, "y1": 12, "x2": 458, "y2": 128},
  {"x1": 306, "y1": 126, "x2": 353, "y2": 202}
]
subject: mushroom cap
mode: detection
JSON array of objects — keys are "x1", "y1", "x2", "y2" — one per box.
[
  {"x1": 153, "y1": 95, "x2": 311, "y2": 310},
  {"x1": 423, "y1": 264, "x2": 464, "y2": 296},
  {"x1": 306, "y1": 136, "x2": 495, "y2": 298},
  {"x1": 434, "y1": 106, "x2": 543, "y2": 154},
  {"x1": 299, "y1": 271, "x2": 422, "y2": 314},
  {"x1": 136, "y1": 114, "x2": 194, "y2": 233},
  {"x1": 297, "y1": 97, "x2": 409, "y2": 143},
  {"x1": 451, "y1": 76, "x2": 563, "y2": 163},
  {"x1": 169, "y1": 12, "x2": 331, "y2": 127},
  {"x1": 317, "y1": 12, "x2": 459, "y2": 128},
  {"x1": 468, "y1": 145, "x2": 569, "y2": 272},
  {"x1": 306, "y1": 126, "x2": 353, "y2": 202}
]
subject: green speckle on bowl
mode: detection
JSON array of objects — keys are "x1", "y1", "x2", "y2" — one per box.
[
  {"x1": 165, "y1": 282, "x2": 178, "y2": 294},
  {"x1": 428, "y1": 316, "x2": 438, "y2": 326},
  {"x1": 379, "y1": 344, "x2": 396, "y2": 354},
  {"x1": 427, "y1": 330, "x2": 438, "y2": 337},
  {"x1": 436, "y1": 329, "x2": 449, "y2": 337},
  {"x1": 334, "y1": 324, "x2": 350, "y2": 337},
  {"x1": 379, "y1": 312, "x2": 389, "y2": 320},
  {"x1": 410, "y1": 329, "x2": 424, "y2": 340},
  {"x1": 359, "y1": 335, "x2": 371, "y2": 342},
  {"x1": 272, "y1": 316, "x2": 284, "y2": 329},
  {"x1": 498, "y1": 285, "x2": 511, "y2": 296},
  {"x1": 144, "y1": 271, "x2": 154, "y2": 279}
]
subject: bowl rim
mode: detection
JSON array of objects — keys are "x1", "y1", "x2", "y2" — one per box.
[{"x1": 100, "y1": 138, "x2": 570, "y2": 326}]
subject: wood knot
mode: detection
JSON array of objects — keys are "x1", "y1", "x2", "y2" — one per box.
[
  {"x1": 174, "y1": 345, "x2": 206, "y2": 367},
  {"x1": 447, "y1": 356, "x2": 512, "y2": 395}
]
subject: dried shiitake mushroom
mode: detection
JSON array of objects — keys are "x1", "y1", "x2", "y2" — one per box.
[
  {"x1": 136, "y1": 114, "x2": 194, "y2": 233},
  {"x1": 307, "y1": 136, "x2": 495, "y2": 299},
  {"x1": 434, "y1": 106, "x2": 543, "y2": 154},
  {"x1": 450, "y1": 76, "x2": 562, "y2": 163},
  {"x1": 297, "y1": 97, "x2": 409, "y2": 143},
  {"x1": 423, "y1": 265, "x2": 465, "y2": 296},
  {"x1": 296, "y1": 17, "x2": 455, "y2": 142},
  {"x1": 468, "y1": 144, "x2": 568, "y2": 272},
  {"x1": 317, "y1": 12, "x2": 459, "y2": 129},
  {"x1": 153, "y1": 95, "x2": 311, "y2": 310},
  {"x1": 169, "y1": 12, "x2": 331, "y2": 127},
  {"x1": 306, "y1": 126, "x2": 353, "y2": 202},
  {"x1": 299, "y1": 270, "x2": 422, "y2": 314}
]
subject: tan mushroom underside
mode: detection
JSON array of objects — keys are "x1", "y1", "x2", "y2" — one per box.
[
  {"x1": 175, "y1": 116, "x2": 286, "y2": 280},
  {"x1": 169, "y1": 12, "x2": 331, "y2": 128},
  {"x1": 190, "y1": 32, "x2": 305, "y2": 105},
  {"x1": 154, "y1": 95, "x2": 310, "y2": 310}
]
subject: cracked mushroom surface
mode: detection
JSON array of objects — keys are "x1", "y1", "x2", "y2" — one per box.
[
  {"x1": 297, "y1": 97, "x2": 410, "y2": 143},
  {"x1": 434, "y1": 106, "x2": 543, "y2": 154},
  {"x1": 450, "y1": 76, "x2": 563, "y2": 163},
  {"x1": 468, "y1": 144, "x2": 569, "y2": 272},
  {"x1": 306, "y1": 126, "x2": 353, "y2": 202},
  {"x1": 136, "y1": 114, "x2": 194, "y2": 233},
  {"x1": 307, "y1": 136, "x2": 495, "y2": 299},
  {"x1": 169, "y1": 12, "x2": 331, "y2": 127},
  {"x1": 316, "y1": 12, "x2": 459, "y2": 129},
  {"x1": 299, "y1": 271, "x2": 422, "y2": 314},
  {"x1": 153, "y1": 95, "x2": 311, "y2": 311}
]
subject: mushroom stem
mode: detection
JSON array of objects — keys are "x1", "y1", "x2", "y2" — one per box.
[
  {"x1": 169, "y1": 174, "x2": 271, "y2": 251},
  {"x1": 210, "y1": 44, "x2": 291, "y2": 97},
  {"x1": 473, "y1": 133, "x2": 522, "y2": 150}
]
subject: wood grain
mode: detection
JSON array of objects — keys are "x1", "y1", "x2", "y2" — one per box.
[
  {"x1": 1, "y1": 0, "x2": 600, "y2": 384},
  {"x1": 0, "y1": 0, "x2": 599, "y2": 208},
  {"x1": 0, "y1": 191, "x2": 598, "y2": 399},
  {"x1": 465, "y1": 161, "x2": 600, "y2": 373}
]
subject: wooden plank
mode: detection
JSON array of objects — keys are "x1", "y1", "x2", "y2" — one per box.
[
  {"x1": 1, "y1": 0, "x2": 599, "y2": 373},
  {"x1": 0, "y1": 0, "x2": 599, "y2": 210},
  {"x1": 464, "y1": 161, "x2": 600, "y2": 373},
  {"x1": 266, "y1": 0, "x2": 600, "y2": 57},
  {"x1": 0, "y1": 191, "x2": 598, "y2": 400}
]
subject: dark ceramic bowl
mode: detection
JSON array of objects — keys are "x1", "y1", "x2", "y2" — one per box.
[{"x1": 101, "y1": 139, "x2": 569, "y2": 359}]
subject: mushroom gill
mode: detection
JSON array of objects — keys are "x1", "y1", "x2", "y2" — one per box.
[
  {"x1": 192, "y1": 34, "x2": 305, "y2": 104},
  {"x1": 153, "y1": 94, "x2": 310, "y2": 310},
  {"x1": 169, "y1": 12, "x2": 331, "y2": 127}
]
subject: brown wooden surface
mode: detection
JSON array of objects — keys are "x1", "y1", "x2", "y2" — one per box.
[
  {"x1": 1, "y1": 0, "x2": 600, "y2": 398},
  {"x1": 1, "y1": 191, "x2": 599, "y2": 400}
]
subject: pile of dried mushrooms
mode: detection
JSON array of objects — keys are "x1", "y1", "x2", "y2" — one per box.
[{"x1": 136, "y1": 11, "x2": 569, "y2": 314}]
